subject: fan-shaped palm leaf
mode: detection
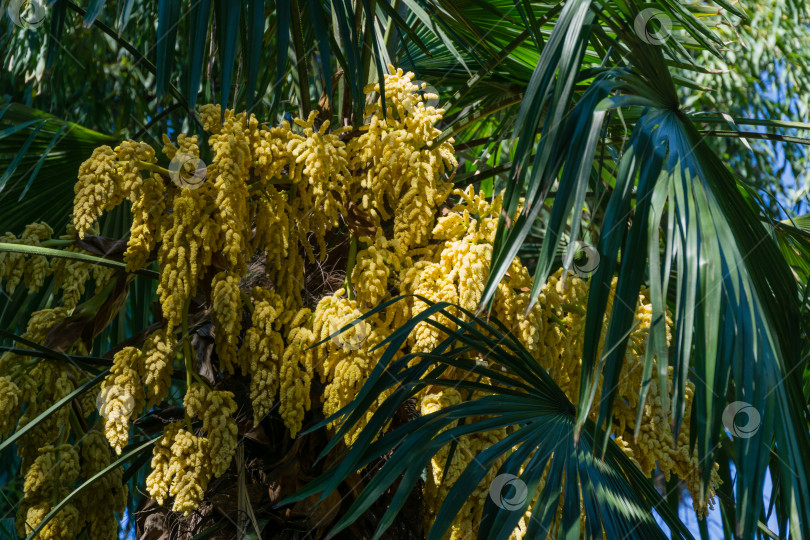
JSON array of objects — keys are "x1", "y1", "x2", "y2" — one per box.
[{"x1": 283, "y1": 299, "x2": 694, "y2": 539}]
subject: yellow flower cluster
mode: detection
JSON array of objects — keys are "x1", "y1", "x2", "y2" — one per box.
[
  {"x1": 251, "y1": 74, "x2": 455, "y2": 443},
  {"x1": 183, "y1": 383, "x2": 238, "y2": 477},
  {"x1": 240, "y1": 287, "x2": 285, "y2": 423},
  {"x1": 77, "y1": 430, "x2": 128, "y2": 539},
  {"x1": 211, "y1": 271, "x2": 243, "y2": 374},
  {"x1": 18, "y1": 444, "x2": 82, "y2": 539},
  {"x1": 379, "y1": 187, "x2": 537, "y2": 536},
  {"x1": 351, "y1": 234, "x2": 400, "y2": 307},
  {"x1": 146, "y1": 421, "x2": 212, "y2": 515},
  {"x1": 94, "y1": 327, "x2": 177, "y2": 457},
  {"x1": 53, "y1": 246, "x2": 92, "y2": 310},
  {"x1": 0, "y1": 375, "x2": 23, "y2": 435},
  {"x1": 3, "y1": 309, "x2": 71, "y2": 469},
  {"x1": 21, "y1": 502, "x2": 81, "y2": 540},
  {"x1": 73, "y1": 146, "x2": 121, "y2": 238},
  {"x1": 126, "y1": 170, "x2": 167, "y2": 272},
  {"x1": 57, "y1": 99, "x2": 360, "y2": 517},
  {"x1": 99, "y1": 347, "x2": 146, "y2": 454},
  {"x1": 0, "y1": 219, "x2": 113, "y2": 310},
  {"x1": 0, "y1": 302, "x2": 132, "y2": 539},
  {"x1": 141, "y1": 328, "x2": 177, "y2": 408},
  {"x1": 348, "y1": 67, "x2": 456, "y2": 255},
  {"x1": 311, "y1": 291, "x2": 392, "y2": 444},
  {"x1": 209, "y1": 116, "x2": 252, "y2": 274},
  {"x1": 279, "y1": 316, "x2": 315, "y2": 439},
  {"x1": 0, "y1": 221, "x2": 52, "y2": 294},
  {"x1": 288, "y1": 112, "x2": 352, "y2": 260},
  {"x1": 397, "y1": 187, "x2": 502, "y2": 354},
  {"x1": 156, "y1": 184, "x2": 212, "y2": 329}
]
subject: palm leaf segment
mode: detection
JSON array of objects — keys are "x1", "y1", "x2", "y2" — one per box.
[{"x1": 481, "y1": 2, "x2": 810, "y2": 538}]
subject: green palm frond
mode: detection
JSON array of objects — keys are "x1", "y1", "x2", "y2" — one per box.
[{"x1": 283, "y1": 299, "x2": 693, "y2": 539}]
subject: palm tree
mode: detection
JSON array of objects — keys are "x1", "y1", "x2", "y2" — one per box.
[{"x1": 2, "y1": 1, "x2": 810, "y2": 538}]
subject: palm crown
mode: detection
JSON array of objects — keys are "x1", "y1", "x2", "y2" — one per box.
[{"x1": 2, "y1": 1, "x2": 810, "y2": 539}]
